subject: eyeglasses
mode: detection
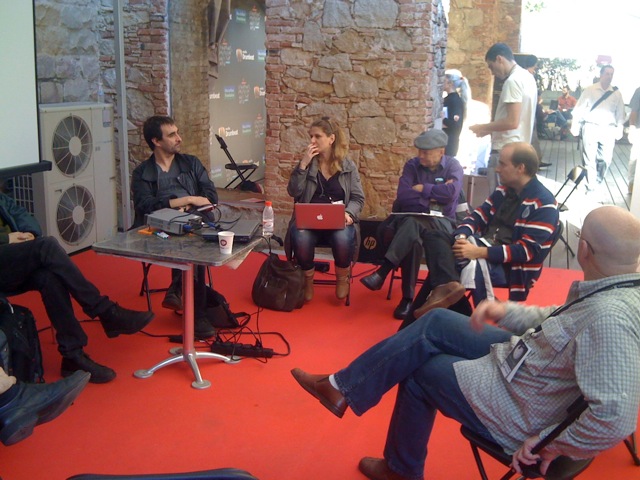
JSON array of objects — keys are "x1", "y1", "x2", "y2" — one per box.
[{"x1": 574, "y1": 229, "x2": 596, "y2": 254}]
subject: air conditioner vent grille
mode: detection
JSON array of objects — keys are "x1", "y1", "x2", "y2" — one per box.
[
  {"x1": 56, "y1": 184, "x2": 96, "y2": 245},
  {"x1": 52, "y1": 114, "x2": 93, "y2": 177}
]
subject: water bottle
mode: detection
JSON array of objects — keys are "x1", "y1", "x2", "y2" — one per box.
[{"x1": 262, "y1": 200, "x2": 274, "y2": 236}]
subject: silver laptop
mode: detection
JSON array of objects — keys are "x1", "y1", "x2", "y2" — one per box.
[{"x1": 201, "y1": 219, "x2": 261, "y2": 243}]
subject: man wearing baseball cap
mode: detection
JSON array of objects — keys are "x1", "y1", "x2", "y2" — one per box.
[{"x1": 360, "y1": 129, "x2": 464, "y2": 320}]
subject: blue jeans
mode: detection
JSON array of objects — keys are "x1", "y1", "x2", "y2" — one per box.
[
  {"x1": 334, "y1": 309, "x2": 512, "y2": 479},
  {"x1": 289, "y1": 224, "x2": 355, "y2": 270}
]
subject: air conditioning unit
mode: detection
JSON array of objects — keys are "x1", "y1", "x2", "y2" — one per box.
[{"x1": 33, "y1": 102, "x2": 117, "y2": 254}]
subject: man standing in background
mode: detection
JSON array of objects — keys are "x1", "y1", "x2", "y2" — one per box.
[
  {"x1": 570, "y1": 65, "x2": 625, "y2": 192},
  {"x1": 470, "y1": 43, "x2": 538, "y2": 192}
]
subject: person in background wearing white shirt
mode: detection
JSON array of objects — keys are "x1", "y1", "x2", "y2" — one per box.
[
  {"x1": 570, "y1": 65, "x2": 626, "y2": 192},
  {"x1": 470, "y1": 44, "x2": 537, "y2": 192}
]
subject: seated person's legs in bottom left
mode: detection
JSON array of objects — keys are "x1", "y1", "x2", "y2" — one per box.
[
  {"x1": 0, "y1": 366, "x2": 90, "y2": 446},
  {"x1": 0, "y1": 237, "x2": 153, "y2": 383}
]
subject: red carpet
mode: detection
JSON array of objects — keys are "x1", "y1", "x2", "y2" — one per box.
[{"x1": 0, "y1": 251, "x2": 637, "y2": 479}]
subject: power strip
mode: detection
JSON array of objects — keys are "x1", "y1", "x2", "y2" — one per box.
[{"x1": 210, "y1": 341, "x2": 274, "y2": 358}]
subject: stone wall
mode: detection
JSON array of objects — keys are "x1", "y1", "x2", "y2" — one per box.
[
  {"x1": 446, "y1": 0, "x2": 522, "y2": 105},
  {"x1": 264, "y1": 0, "x2": 449, "y2": 229},
  {"x1": 32, "y1": 0, "x2": 522, "y2": 232}
]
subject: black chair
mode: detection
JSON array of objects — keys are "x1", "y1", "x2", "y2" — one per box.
[
  {"x1": 624, "y1": 432, "x2": 640, "y2": 466},
  {"x1": 461, "y1": 396, "x2": 593, "y2": 480},
  {"x1": 554, "y1": 166, "x2": 587, "y2": 269},
  {"x1": 67, "y1": 468, "x2": 258, "y2": 480},
  {"x1": 215, "y1": 134, "x2": 258, "y2": 190}
]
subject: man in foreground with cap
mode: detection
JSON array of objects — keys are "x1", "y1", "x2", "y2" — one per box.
[{"x1": 360, "y1": 129, "x2": 463, "y2": 319}]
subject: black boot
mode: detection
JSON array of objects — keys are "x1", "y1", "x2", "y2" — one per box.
[
  {"x1": 0, "y1": 370, "x2": 90, "y2": 446},
  {"x1": 162, "y1": 289, "x2": 183, "y2": 312},
  {"x1": 61, "y1": 351, "x2": 116, "y2": 384},
  {"x1": 98, "y1": 303, "x2": 154, "y2": 338},
  {"x1": 195, "y1": 315, "x2": 216, "y2": 339}
]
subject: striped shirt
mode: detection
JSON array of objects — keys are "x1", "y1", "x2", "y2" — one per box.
[
  {"x1": 455, "y1": 273, "x2": 640, "y2": 458},
  {"x1": 453, "y1": 176, "x2": 558, "y2": 300}
]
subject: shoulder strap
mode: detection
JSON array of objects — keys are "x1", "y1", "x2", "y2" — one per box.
[{"x1": 590, "y1": 86, "x2": 618, "y2": 111}]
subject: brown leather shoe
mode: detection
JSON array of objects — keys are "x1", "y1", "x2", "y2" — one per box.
[
  {"x1": 358, "y1": 457, "x2": 419, "y2": 480},
  {"x1": 290, "y1": 368, "x2": 347, "y2": 418},
  {"x1": 413, "y1": 281, "x2": 465, "y2": 319}
]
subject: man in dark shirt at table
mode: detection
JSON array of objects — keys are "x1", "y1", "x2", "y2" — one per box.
[
  {"x1": 131, "y1": 115, "x2": 219, "y2": 339},
  {"x1": 360, "y1": 129, "x2": 463, "y2": 319}
]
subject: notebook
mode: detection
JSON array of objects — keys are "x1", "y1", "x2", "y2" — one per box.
[
  {"x1": 201, "y1": 219, "x2": 261, "y2": 243},
  {"x1": 295, "y1": 203, "x2": 346, "y2": 230}
]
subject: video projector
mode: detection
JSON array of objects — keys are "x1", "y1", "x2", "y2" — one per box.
[{"x1": 145, "y1": 208, "x2": 202, "y2": 235}]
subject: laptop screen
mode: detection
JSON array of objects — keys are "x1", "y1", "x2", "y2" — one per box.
[{"x1": 295, "y1": 203, "x2": 346, "y2": 230}]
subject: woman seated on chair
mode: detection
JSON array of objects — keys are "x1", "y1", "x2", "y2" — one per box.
[{"x1": 285, "y1": 117, "x2": 365, "y2": 302}]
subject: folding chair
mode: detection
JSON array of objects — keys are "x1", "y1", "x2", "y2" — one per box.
[
  {"x1": 461, "y1": 396, "x2": 593, "y2": 480},
  {"x1": 214, "y1": 134, "x2": 258, "y2": 190},
  {"x1": 554, "y1": 166, "x2": 587, "y2": 269}
]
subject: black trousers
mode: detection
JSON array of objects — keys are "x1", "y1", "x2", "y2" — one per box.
[
  {"x1": 400, "y1": 229, "x2": 472, "y2": 329},
  {"x1": 0, "y1": 236, "x2": 113, "y2": 356},
  {"x1": 169, "y1": 266, "x2": 208, "y2": 316},
  {"x1": 380, "y1": 216, "x2": 454, "y2": 299}
]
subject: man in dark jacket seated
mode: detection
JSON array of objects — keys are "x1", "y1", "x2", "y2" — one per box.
[
  {"x1": 0, "y1": 190, "x2": 153, "y2": 383},
  {"x1": 131, "y1": 115, "x2": 219, "y2": 339}
]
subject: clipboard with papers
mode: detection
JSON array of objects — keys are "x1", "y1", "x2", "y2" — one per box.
[{"x1": 389, "y1": 211, "x2": 444, "y2": 218}]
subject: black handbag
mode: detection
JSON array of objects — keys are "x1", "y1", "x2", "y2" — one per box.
[{"x1": 251, "y1": 241, "x2": 304, "y2": 312}]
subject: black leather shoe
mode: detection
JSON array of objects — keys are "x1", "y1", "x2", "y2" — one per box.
[
  {"x1": 360, "y1": 271, "x2": 385, "y2": 291},
  {"x1": 99, "y1": 304, "x2": 154, "y2": 338},
  {"x1": 0, "y1": 370, "x2": 90, "y2": 446},
  {"x1": 61, "y1": 351, "x2": 116, "y2": 384},
  {"x1": 393, "y1": 298, "x2": 412, "y2": 320},
  {"x1": 195, "y1": 316, "x2": 216, "y2": 339},
  {"x1": 291, "y1": 368, "x2": 347, "y2": 418}
]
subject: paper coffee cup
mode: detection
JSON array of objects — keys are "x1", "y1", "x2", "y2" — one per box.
[{"x1": 218, "y1": 231, "x2": 234, "y2": 254}]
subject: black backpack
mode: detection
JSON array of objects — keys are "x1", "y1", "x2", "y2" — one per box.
[{"x1": 0, "y1": 298, "x2": 44, "y2": 383}]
